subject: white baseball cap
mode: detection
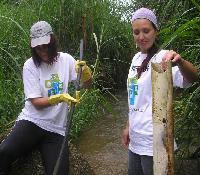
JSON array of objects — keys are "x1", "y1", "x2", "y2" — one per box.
[{"x1": 30, "y1": 21, "x2": 53, "y2": 48}]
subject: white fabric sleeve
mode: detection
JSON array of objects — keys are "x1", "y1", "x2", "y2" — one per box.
[
  {"x1": 68, "y1": 56, "x2": 77, "y2": 82},
  {"x1": 23, "y1": 65, "x2": 42, "y2": 99},
  {"x1": 172, "y1": 66, "x2": 191, "y2": 88}
]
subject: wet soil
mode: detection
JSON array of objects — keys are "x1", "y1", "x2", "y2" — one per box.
[{"x1": 75, "y1": 91, "x2": 129, "y2": 175}]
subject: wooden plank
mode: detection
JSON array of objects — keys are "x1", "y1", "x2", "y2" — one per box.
[{"x1": 151, "y1": 62, "x2": 174, "y2": 175}]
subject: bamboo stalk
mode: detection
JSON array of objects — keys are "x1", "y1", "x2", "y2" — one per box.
[
  {"x1": 151, "y1": 62, "x2": 174, "y2": 175},
  {"x1": 82, "y1": 14, "x2": 87, "y2": 50}
]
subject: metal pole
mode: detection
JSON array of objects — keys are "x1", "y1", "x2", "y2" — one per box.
[{"x1": 53, "y1": 39, "x2": 84, "y2": 175}]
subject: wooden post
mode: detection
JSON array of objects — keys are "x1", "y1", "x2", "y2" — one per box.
[
  {"x1": 82, "y1": 14, "x2": 86, "y2": 50},
  {"x1": 151, "y1": 62, "x2": 174, "y2": 175}
]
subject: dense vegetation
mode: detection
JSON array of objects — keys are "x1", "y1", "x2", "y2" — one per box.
[{"x1": 0, "y1": 0, "x2": 199, "y2": 166}]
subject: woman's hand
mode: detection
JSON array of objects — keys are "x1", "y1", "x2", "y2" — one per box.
[
  {"x1": 122, "y1": 123, "x2": 130, "y2": 149},
  {"x1": 162, "y1": 50, "x2": 183, "y2": 70},
  {"x1": 162, "y1": 50, "x2": 198, "y2": 83}
]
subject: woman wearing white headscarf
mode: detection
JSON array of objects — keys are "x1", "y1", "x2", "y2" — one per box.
[{"x1": 122, "y1": 8, "x2": 198, "y2": 175}]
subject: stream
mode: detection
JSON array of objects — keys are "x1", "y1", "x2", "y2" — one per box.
[{"x1": 75, "y1": 90, "x2": 129, "y2": 175}]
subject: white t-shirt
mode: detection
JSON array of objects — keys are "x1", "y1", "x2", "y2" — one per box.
[
  {"x1": 127, "y1": 50, "x2": 189, "y2": 156},
  {"x1": 17, "y1": 52, "x2": 77, "y2": 136}
]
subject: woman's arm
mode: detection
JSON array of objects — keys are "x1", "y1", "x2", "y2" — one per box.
[
  {"x1": 30, "y1": 97, "x2": 52, "y2": 109},
  {"x1": 177, "y1": 58, "x2": 198, "y2": 83},
  {"x1": 122, "y1": 120, "x2": 130, "y2": 148},
  {"x1": 162, "y1": 50, "x2": 198, "y2": 83}
]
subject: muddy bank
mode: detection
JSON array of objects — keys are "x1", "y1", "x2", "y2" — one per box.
[
  {"x1": 0, "y1": 133, "x2": 94, "y2": 175},
  {"x1": 8, "y1": 143, "x2": 94, "y2": 175}
]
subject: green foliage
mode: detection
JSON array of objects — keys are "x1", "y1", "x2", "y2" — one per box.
[
  {"x1": 174, "y1": 82, "x2": 200, "y2": 159},
  {"x1": 70, "y1": 88, "x2": 114, "y2": 139},
  {"x1": 0, "y1": 79, "x2": 23, "y2": 132}
]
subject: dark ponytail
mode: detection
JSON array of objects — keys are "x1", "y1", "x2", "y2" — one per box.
[
  {"x1": 137, "y1": 43, "x2": 158, "y2": 78},
  {"x1": 137, "y1": 22, "x2": 159, "y2": 78}
]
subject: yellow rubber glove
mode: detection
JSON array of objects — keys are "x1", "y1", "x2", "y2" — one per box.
[
  {"x1": 60, "y1": 93, "x2": 79, "y2": 105},
  {"x1": 75, "y1": 60, "x2": 92, "y2": 83},
  {"x1": 48, "y1": 93, "x2": 79, "y2": 105},
  {"x1": 48, "y1": 94, "x2": 62, "y2": 105}
]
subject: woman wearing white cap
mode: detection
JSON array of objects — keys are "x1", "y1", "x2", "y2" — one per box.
[
  {"x1": 122, "y1": 8, "x2": 198, "y2": 175},
  {"x1": 0, "y1": 21, "x2": 92, "y2": 175}
]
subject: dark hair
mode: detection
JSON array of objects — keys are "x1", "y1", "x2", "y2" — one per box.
[
  {"x1": 31, "y1": 34, "x2": 58, "y2": 67},
  {"x1": 137, "y1": 21, "x2": 159, "y2": 78},
  {"x1": 151, "y1": 22, "x2": 157, "y2": 31}
]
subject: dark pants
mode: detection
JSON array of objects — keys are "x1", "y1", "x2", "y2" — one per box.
[
  {"x1": 128, "y1": 150, "x2": 153, "y2": 175},
  {"x1": 0, "y1": 120, "x2": 69, "y2": 175}
]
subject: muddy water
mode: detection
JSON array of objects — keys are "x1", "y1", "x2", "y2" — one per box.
[{"x1": 76, "y1": 91, "x2": 129, "y2": 175}]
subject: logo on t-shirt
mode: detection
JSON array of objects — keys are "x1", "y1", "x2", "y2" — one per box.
[
  {"x1": 131, "y1": 65, "x2": 140, "y2": 72},
  {"x1": 128, "y1": 77, "x2": 138, "y2": 105},
  {"x1": 45, "y1": 74, "x2": 64, "y2": 96}
]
